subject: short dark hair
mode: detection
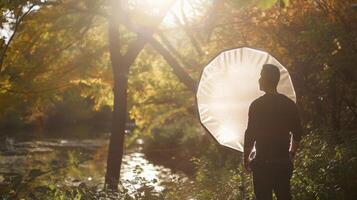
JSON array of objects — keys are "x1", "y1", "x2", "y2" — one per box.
[{"x1": 261, "y1": 64, "x2": 280, "y2": 88}]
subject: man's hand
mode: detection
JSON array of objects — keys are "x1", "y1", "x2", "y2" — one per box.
[
  {"x1": 289, "y1": 138, "x2": 299, "y2": 161},
  {"x1": 289, "y1": 150, "x2": 296, "y2": 161},
  {"x1": 244, "y1": 158, "x2": 252, "y2": 172},
  {"x1": 243, "y1": 145, "x2": 254, "y2": 172}
]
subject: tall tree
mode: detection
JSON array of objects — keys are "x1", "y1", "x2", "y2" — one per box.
[{"x1": 105, "y1": 0, "x2": 177, "y2": 189}]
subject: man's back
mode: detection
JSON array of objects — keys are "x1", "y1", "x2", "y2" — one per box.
[
  {"x1": 244, "y1": 64, "x2": 303, "y2": 200},
  {"x1": 246, "y1": 93, "x2": 302, "y2": 161}
]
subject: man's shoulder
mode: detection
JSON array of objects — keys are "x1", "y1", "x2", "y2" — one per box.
[
  {"x1": 250, "y1": 95, "x2": 265, "y2": 106},
  {"x1": 278, "y1": 93, "x2": 296, "y2": 103},
  {"x1": 251, "y1": 93, "x2": 296, "y2": 107},
  {"x1": 277, "y1": 94, "x2": 298, "y2": 109}
]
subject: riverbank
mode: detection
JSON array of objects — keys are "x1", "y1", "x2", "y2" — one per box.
[{"x1": 0, "y1": 131, "x2": 191, "y2": 199}]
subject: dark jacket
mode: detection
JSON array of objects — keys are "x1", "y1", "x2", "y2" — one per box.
[{"x1": 244, "y1": 93, "x2": 303, "y2": 161}]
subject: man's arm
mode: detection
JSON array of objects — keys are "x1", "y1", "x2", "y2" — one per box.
[
  {"x1": 289, "y1": 103, "x2": 303, "y2": 159},
  {"x1": 244, "y1": 103, "x2": 256, "y2": 171}
]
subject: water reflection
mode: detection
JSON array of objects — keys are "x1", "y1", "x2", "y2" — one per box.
[
  {"x1": 121, "y1": 152, "x2": 180, "y2": 193},
  {"x1": 0, "y1": 135, "x2": 185, "y2": 196}
]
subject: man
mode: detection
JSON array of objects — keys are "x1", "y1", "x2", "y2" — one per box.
[{"x1": 244, "y1": 64, "x2": 303, "y2": 200}]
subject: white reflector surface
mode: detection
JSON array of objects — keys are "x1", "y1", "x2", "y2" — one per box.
[{"x1": 196, "y1": 47, "x2": 296, "y2": 152}]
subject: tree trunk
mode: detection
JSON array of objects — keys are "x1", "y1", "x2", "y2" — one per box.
[
  {"x1": 105, "y1": 62, "x2": 129, "y2": 189},
  {"x1": 105, "y1": 0, "x2": 128, "y2": 189},
  {"x1": 104, "y1": 0, "x2": 176, "y2": 189}
]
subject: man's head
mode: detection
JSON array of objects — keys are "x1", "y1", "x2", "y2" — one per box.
[{"x1": 259, "y1": 64, "x2": 280, "y2": 92}]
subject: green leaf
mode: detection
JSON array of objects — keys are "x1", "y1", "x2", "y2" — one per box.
[
  {"x1": 48, "y1": 184, "x2": 56, "y2": 191},
  {"x1": 258, "y1": 0, "x2": 278, "y2": 9}
]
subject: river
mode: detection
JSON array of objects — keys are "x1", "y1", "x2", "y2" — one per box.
[{"x1": 0, "y1": 131, "x2": 189, "y2": 197}]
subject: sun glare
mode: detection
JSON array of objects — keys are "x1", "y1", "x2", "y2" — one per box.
[{"x1": 144, "y1": 0, "x2": 197, "y2": 26}]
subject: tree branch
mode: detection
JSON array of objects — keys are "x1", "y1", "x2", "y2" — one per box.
[
  {"x1": 117, "y1": 3, "x2": 197, "y2": 93},
  {"x1": 157, "y1": 31, "x2": 199, "y2": 69},
  {"x1": 172, "y1": 12, "x2": 203, "y2": 56},
  {"x1": 0, "y1": 4, "x2": 36, "y2": 72},
  {"x1": 149, "y1": 38, "x2": 197, "y2": 93},
  {"x1": 120, "y1": 0, "x2": 177, "y2": 67}
]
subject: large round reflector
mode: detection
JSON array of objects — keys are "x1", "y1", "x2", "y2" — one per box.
[{"x1": 196, "y1": 47, "x2": 296, "y2": 152}]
